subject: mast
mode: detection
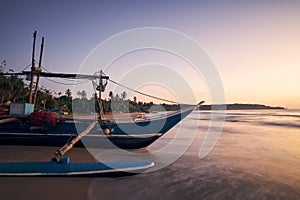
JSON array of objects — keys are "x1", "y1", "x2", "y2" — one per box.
[
  {"x1": 28, "y1": 31, "x2": 37, "y2": 104},
  {"x1": 92, "y1": 70, "x2": 106, "y2": 120},
  {"x1": 98, "y1": 70, "x2": 105, "y2": 120},
  {"x1": 33, "y1": 37, "x2": 44, "y2": 105}
]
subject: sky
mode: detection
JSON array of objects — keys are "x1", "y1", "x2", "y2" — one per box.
[{"x1": 0, "y1": 0, "x2": 299, "y2": 108}]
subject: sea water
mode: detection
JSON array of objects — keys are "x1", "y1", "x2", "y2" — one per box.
[
  {"x1": 88, "y1": 109, "x2": 300, "y2": 200},
  {"x1": 0, "y1": 110, "x2": 299, "y2": 200}
]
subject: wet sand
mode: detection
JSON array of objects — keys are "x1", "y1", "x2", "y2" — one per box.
[{"x1": 0, "y1": 146, "x2": 94, "y2": 200}]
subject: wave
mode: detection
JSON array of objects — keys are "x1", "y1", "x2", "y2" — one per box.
[
  {"x1": 257, "y1": 121, "x2": 300, "y2": 129},
  {"x1": 196, "y1": 110, "x2": 300, "y2": 118},
  {"x1": 190, "y1": 117, "x2": 300, "y2": 127}
]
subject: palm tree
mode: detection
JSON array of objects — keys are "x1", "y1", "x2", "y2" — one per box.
[
  {"x1": 108, "y1": 91, "x2": 114, "y2": 101},
  {"x1": 121, "y1": 91, "x2": 127, "y2": 100},
  {"x1": 65, "y1": 89, "x2": 72, "y2": 101},
  {"x1": 77, "y1": 91, "x2": 82, "y2": 99},
  {"x1": 0, "y1": 60, "x2": 6, "y2": 72},
  {"x1": 115, "y1": 94, "x2": 120, "y2": 101},
  {"x1": 81, "y1": 90, "x2": 87, "y2": 99}
]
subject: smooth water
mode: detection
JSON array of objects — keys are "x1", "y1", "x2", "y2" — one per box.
[
  {"x1": 0, "y1": 109, "x2": 299, "y2": 200},
  {"x1": 88, "y1": 109, "x2": 300, "y2": 200}
]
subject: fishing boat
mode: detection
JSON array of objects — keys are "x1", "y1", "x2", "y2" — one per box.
[
  {"x1": 0, "y1": 32, "x2": 204, "y2": 176},
  {"x1": 0, "y1": 32, "x2": 202, "y2": 149},
  {"x1": 0, "y1": 31, "x2": 202, "y2": 176}
]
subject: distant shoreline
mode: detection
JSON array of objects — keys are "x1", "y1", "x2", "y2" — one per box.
[{"x1": 198, "y1": 103, "x2": 285, "y2": 110}]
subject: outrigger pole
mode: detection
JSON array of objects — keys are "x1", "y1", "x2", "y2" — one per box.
[
  {"x1": 53, "y1": 121, "x2": 98, "y2": 163},
  {"x1": 4, "y1": 71, "x2": 109, "y2": 80}
]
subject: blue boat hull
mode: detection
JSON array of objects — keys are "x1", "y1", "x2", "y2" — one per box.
[
  {"x1": 100, "y1": 106, "x2": 194, "y2": 135},
  {"x1": 0, "y1": 106, "x2": 195, "y2": 149},
  {"x1": 0, "y1": 132, "x2": 161, "y2": 149}
]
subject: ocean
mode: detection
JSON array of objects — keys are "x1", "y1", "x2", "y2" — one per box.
[{"x1": 0, "y1": 109, "x2": 300, "y2": 200}]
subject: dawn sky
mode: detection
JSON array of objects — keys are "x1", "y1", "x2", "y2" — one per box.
[{"x1": 0, "y1": 1, "x2": 299, "y2": 108}]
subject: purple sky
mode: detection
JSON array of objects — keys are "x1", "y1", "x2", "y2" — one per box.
[{"x1": 1, "y1": 1, "x2": 299, "y2": 108}]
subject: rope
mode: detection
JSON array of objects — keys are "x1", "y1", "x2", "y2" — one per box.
[
  {"x1": 22, "y1": 62, "x2": 33, "y2": 71},
  {"x1": 42, "y1": 66, "x2": 91, "y2": 85},
  {"x1": 109, "y1": 79, "x2": 179, "y2": 104},
  {"x1": 44, "y1": 77, "x2": 90, "y2": 85}
]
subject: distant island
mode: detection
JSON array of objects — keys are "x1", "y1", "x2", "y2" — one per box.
[{"x1": 198, "y1": 103, "x2": 285, "y2": 110}]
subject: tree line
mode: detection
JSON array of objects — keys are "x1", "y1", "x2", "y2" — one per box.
[
  {"x1": 72, "y1": 90, "x2": 181, "y2": 114},
  {"x1": 0, "y1": 68, "x2": 180, "y2": 114}
]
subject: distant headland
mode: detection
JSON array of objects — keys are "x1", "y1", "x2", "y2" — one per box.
[{"x1": 198, "y1": 103, "x2": 285, "y2": 110}]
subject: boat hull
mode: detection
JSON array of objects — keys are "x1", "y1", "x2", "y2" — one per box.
[
  {"x1": 0, "y1": 106, "x2": 195, "y2": 149},
  {"x1": 0, "y1": 132, "x2": 161, "y2": 149},
  {"x1": 100, "y1": 106, "x2": 194, "y2": 135}
]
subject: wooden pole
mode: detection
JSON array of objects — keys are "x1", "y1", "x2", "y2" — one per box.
[
  {"x1": 98, "y1": 70, "x2": 105, "y2": 120},
  {"x1": 13, "y1": 71, "x2": 109, "y2": 80},
  {"x1": 53, "y1": 120, "x2": 97, "y2": 162},
  {"x1": 95, "y1": 91, "x2": 104, "y2": 120},
  {"x1": 28, "y1": 31, "x2": 37, "y2": 104},
  {"x1": 0, "y1": 118, "x2": 19, "y2": 124},
  {"x1": 33, "y1": 37, "x2": 44, "y2": 105}
]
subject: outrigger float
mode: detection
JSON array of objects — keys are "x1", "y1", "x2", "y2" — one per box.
[
  {"x1": 0, "y1": 121, "x2": 154, "y2": 176},
  {"x1": 0, "y1": 31, "x2": 202, "y2": 176}
]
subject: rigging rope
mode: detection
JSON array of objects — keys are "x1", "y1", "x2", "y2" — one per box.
[
  {"x1": 42, "y1": 66, "x2": 91, "y2": 85},
  {"x1": 44, "y1": 77, "x2": 90, "y2": 85},
  {"x1": 22, "y1": 62, "x2": 33, "y2": 71},
  {"x1": 109, "y1": 79, "x2": 179, "y2": 104}
]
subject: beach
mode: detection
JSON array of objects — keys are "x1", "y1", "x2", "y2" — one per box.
[{"x1": 0, "y1": 110, "x2": 300, "y2": 200}]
